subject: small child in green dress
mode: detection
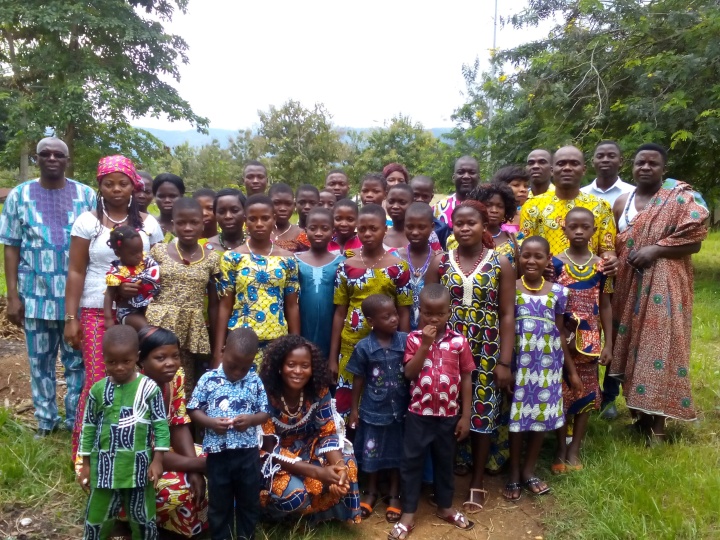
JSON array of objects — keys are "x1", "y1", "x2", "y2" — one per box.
[{"x1": 78, "y1": 325, "x2": 170, "y2": 540}]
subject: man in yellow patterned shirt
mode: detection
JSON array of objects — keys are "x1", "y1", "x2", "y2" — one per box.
[{"x1": 519, "y1": 146, "x2": 618, "y2": 273}]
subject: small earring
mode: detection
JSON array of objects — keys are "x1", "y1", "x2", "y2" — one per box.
[{"x1": 127, "y1": 195, "x2": 132, "y2": 208}]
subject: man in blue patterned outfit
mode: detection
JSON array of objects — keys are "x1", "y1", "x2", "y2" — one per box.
[{"x1": 0, "y1": 137, "x2": 96, "y2": 437}]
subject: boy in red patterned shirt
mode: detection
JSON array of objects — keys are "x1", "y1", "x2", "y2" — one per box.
[{"x1": 388, "y1": 284, "x2": 475, "y2": 539}]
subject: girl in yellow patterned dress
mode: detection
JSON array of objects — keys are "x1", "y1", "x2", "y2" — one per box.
[
  {"x1": 215, "y1": 194, "x2": 300, "y2": 366},
  {"x1": 328, "y1": 204, "x2": 413, "y2": 418}
]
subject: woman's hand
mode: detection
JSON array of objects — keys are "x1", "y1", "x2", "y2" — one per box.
[
  {"x1": 599, "y1": 346, "x2": 613, "y2": 367},
  {"x1": 188, "y1": 472, "x2": 206, "y2": 504},
  {"x1": 328, "y1": 358, "x2": 339, "y2": 384},
  {"x1": 316, "y1": 463, "x2": 344, "y2": 486},
  {"x1": 600, "y1": 252, "x2": 620, "y2": 276},
  {"x1": 118, "y1": 281, "x2": 140, "y2": 299},
  {"x1": 493, "y1": 363, "x2": 513, "y2": 392},
  {"x1": 569, "y1": 373, "x2": 584, "y2": 399},
  {"x1": 628, "y1": 246, "x2": 658, "y2": 270},
  {"x1": 64, "y1": 319, "x2": 82, "y2": 350}
]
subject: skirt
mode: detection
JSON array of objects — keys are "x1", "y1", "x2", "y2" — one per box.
[{"x1": 354, "y1": 419, "x2": 404, "y2": 472}]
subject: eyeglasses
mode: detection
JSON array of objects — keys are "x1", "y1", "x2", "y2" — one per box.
[{"x1": 37, "y1": 151, "x2": 67, "y2": 159}]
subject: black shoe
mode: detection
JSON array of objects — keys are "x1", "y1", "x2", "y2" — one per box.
[
  {"x1": 34, "y1": 425, "x2": 61, "y2": 439},
  {"x1": 599, "y1": 402, "x2": 618, "y2": 420}
]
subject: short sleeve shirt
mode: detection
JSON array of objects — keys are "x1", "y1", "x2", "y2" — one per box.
[
  {"x1": 0, "y1": 179, "x2": 96, "y2": 319},
  {"x1": 404, "y1": 327, "x2": 475, "y2": 417},
  {"x1": 187, "y1": 365, "x2": 269, "y2": 453}
]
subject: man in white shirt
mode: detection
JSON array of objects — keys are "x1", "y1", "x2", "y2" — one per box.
[{"x1": 581, "y1": 140, "x2": 635, "y2": 206}]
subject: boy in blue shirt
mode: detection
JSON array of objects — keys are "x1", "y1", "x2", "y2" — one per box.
[{"x1": 188, "y1": 328, "x2": 270, "y2": 540}]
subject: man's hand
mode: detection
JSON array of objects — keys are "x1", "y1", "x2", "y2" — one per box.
[
  {"x1": 455, "y1": 415, "x2": 470, "y2": 441},
  {"x1": 600, "y1": 253, "x2": 619, "y2": 276},
  {"x1": 6, "y1": 296, "x2": 23, "y2": 327}
]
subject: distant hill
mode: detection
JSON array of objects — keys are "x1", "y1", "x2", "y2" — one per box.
[{"x1": 139, "y1": 126, "x2": 454, "y2": 148}]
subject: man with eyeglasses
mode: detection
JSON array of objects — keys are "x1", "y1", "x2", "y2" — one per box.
[{"x1": 0, "y1": 137, "x2": 96, "y2": 438}]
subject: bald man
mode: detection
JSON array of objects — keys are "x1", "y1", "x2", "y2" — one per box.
[
  {"x1": 433, "y1": 156, "x2": 480, "y2": 228},
  {"x1": 526, "y1": 148, "x2": 555, "y2": 198},
  {"x1": 0, "y1": 137, "x2": 96, "y2": 438},
  {"x1": 518, "y1": 146, "x2": 618, "y2": 273}
]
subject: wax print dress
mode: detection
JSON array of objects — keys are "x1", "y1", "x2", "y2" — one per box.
[
  {"x1": 553, "y1": 258, "x2": 613, "y2": 415},
  {"x1": 296, "y1": 254, "x2": 345, "y2": 359},
  {"x1": 260, "y1": 389, "x2": 361, "y2": 524},
  {"x1": 510, "y1": 283, "x2": 568, "y2": 432},
  {"x1": 333, "y1": 261, "x2": 412, "y2": 417},
  {"x1": 106, "y1": 254, "x2": 161, "y2": 322}
]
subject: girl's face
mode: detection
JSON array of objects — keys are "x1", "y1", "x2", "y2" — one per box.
[
  {"x1": 404, "y1": 213, "x2": 434, "y2": 248},
  {"x1": 173, "y1": 207, "x2": 204, "y2": 244},
  {"x1": 99, "y1": 172, "x2": 134, "y2": 209},
  {"x1": 357, "y1": 214, "x2": 387, "y2": 250},
  {"x1": 452, "y1": 207, "x2": 486, "y2": 247},
  {"x1": 386, "y1": 171, "x2": 406, "y2": 187},
  {"x1": 140, "y1": 344, "x2": 181, "y2": 385},
  {"x1": 115, "y1": 236, "x2": 144, "y2": 267},
  {"x1": 215, "y1": 195, "x2": 245, "y2": 235},
  {"x1": 360, "y1": 180, "x2": 386, "y2": 206},
  {"x1": 508, "y1": 178, "x2": 529, "y2": 206},
  {"x1": 270, "y1": 191, "x2": 295, "y2": 225},
  {"x1": 135, "y1": 178, "x2": 154, "y2": 210},
  {"x1": 296, "y1": 190, "x2": 319, "y2": 223},
  {"x1": 319, "y1": 192, "x2": 336, "y2": 209},
  {"x1": 386, "y1": 188, "x2": 412, "y2": 223},
  {"x1": 306, "y1": 213, "x2": 333, "y2": 250},
  {"x1": 333, "y1": 206, "x2": 357, "y2": 239},
  {"x1": 246, "y1": 202, "x2": 275, "y2": 240},
  {"x1": 519, "y1": 241, "x2": 551, "y2": 279},
  {"x1": 155, "y1": 182, "x2": 182, "y2": 215},
  {"x1": 281, "y1": 346, "x2": 313, "y2": 392},
  {"x1": 483, "y1": 194, "x2": 505, "y2": 227},
  {"x1": 563, "y1": 213, "x2": 596, "y2": 248},
  {"x1": 195, "y1": 196, "x2": 217, "y2": 233}
]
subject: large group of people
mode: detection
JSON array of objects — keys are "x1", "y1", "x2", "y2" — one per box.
[{"x1": 0, "y1": 137, "x2": 709, "y2": 540}]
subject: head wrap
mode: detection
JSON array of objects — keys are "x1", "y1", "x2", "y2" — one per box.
[
  {"x1": 382, "y1": 162, "x2": 409, "y2": 182},
  {"x1": 97, "y1": 155, "x2": 143, "y2": 192},
  {"x1": 453, "y1": 199, "x2": 495, "y2": 249}
]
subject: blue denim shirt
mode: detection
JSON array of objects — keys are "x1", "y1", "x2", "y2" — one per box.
[{"x1": 346, "y1": 331, "x2": 409, "y2": 425}]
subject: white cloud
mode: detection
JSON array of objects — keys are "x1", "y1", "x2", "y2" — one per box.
[{"x1": 134, "y1": 0, "x2": 548, "y2": 131}]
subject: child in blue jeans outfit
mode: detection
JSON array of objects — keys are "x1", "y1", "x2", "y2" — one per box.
[
  {"x1": 188, "y1": 328, "x2": 270, "y2": 540},
  {"x1": 347, "y1": 294, "x2": 409, "y2": 524}
]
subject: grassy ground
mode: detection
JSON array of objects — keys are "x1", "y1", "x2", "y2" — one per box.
[{"x1": 1, "y1": 234, "x2": 719, "y2": 539}]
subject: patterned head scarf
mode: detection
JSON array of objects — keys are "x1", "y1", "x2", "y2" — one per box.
[{"x1": 97, "y1": 155, "x2": 143, "y2": 191}]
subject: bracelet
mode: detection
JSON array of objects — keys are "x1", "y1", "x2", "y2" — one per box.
[
  {"x1": 65, "y1": 314, "x2": 77, "y2": 321},
  {"x1": 334, "y1": 459, "x2": 346, "y2": 466}
]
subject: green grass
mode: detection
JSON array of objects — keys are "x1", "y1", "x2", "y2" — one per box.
[
  {"x1": 0, "y1": 243, "x2": 6, "y2": 296},
  {"x1": 540, "y1": 232, "x2": 720, "y2": 540}
]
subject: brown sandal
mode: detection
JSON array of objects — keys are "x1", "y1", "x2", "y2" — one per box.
[{"x1": 435, "y1": 511, "x2": 475, "y2": 530}]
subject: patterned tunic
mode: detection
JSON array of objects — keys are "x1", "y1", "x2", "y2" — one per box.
[
  {"x1": 79, "y1": 374, "x2": 170, "y2": 489},
  {"x1": 439, "y1": 249, "x2": 503, "y2": 433},
  {"x1": 333, "y1": 262, "x2": 413, "y2": 417},
  {"x1": 510, "y1": 284, "x2": 568, "y2": 432},
  {"x1": 433, "y1": 194, "x2": 458, "y2": 228},
  {"x1": 106, "y1": 254, "x2": 161, "y2": 309}
]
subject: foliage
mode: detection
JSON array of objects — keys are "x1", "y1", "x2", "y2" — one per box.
[
  {"x1": 0, "y1": 0, "x2": 207, "y2": 181},
  {"x1": 449, "y1": 0, "x2": 720, "y2": 201}
]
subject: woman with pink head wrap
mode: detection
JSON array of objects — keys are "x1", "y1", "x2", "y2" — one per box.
[
  {"x1": 65, "y1": 155, "x2": 165, "y2": 460},
  {"x1": 383, "y1": 163, "x2": 410, "y2": 188}
]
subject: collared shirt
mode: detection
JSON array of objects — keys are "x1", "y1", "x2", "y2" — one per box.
[
  {"x1": 404, "y1": 327, "x2": 475, "y2": 417},
  {"x1": 433, "y1": 194, "x2": 458, "y2": 228},
  {"x1": 0, "y1": 178, "x2": 96, "y2": 319},
  {"x1": 518, "y1": 191, "x2": 616, "y2": 256},
  {"x1": 528, "y1": 183, "x2": 555, "y2": 199},
  {"x1": 581, "y1": 177, "x2": 635, "y2": 206},
  {"x1": 345, "y1": 331, "x2": 409, "y2": 425},
  {"x1": 187, "y1": 365, "x2": 269, "y2": 453}
]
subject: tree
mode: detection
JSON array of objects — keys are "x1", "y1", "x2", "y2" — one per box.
[
  {"x1": 257, "y1": 100, "x2": 344, "y2": 188},
  {"x1": 450, "y1": 0, "x2": 720, "y2": 201},
  {"x1": 0, "y1": 0, "x2": 207, "y2": 181}
]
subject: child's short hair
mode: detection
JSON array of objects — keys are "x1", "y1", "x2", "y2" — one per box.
[
  {"x1": 388, "y1": 183, "x2": 414, "y2": 199},
  {"x1": 361, "y1": 173, "x2": 387, "y2": 192},
  {"x1": 226, "y1": 328, "x2": 259, "y2": 357},
  {"x1": 325, "y1": 169, "x2": 347, "y2": 180},
  {"x1": 172, "y1": 196, "x2": 202, "y2": 217},
  {"x1": 405, "y1": 201, "x2": 434, "y2": 222},
  {"x1": 410, "y1": 175, "x2": 434, "y2": 190},
  {"x1": 213, "y1": 188, "x2": 246, "y2": 212},
  {"x1": 192, "y1": 188, "x2": 216, "y2": 200},
  {"x1": 267, "y1": 182, "x2": 294, "y2": 198},
  {"x1": 520, "y1": 235, "x2": 551, "y2": 255},
  {"x1": 296, "y1": 184, "x2": 319, "y2": 198},
  {"x1": 419, "y1": 283, "x2": 451, "y2": 305},
  {"x1": 361, "y1": 294, "x2": 395, "y2": 319},
  {"x1": 245, "y1": 194, "x2": 274, "y2": 212},
  {"x1": 103, "y1": 325, "x2": 139, "y2": 352},
  {"x1": 334, "y1": 198, "x2": 358, "y2": 215},
  {"x1": 319, "y1": 189, "x2": 336, "y2": 198},
  {"x1": 138, "y1": 326, "x2": 180, "y2": 364},
  {"x1": 107, "y1": 226, "x2": 141, "y2": 252},
  {"x1": 358, "y1": 203, "x2": 387, "y2": 223},
  {"x1": 152, "y1": 173, "x2": 185, "y2": 196},
  {"x1": 307, "y1": 207, "x2": 333, "y2": 224},
  {"x1": 565, "y1": 206, "x2": 595, "y2": 222}
]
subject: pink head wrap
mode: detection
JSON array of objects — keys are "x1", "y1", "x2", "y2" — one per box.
[
  {"x1": 97, "y1": 155, "x2": 143, "y2": 191},
  {"x1": 382, "y1": 162, "x2": 409, "y2": 182}
]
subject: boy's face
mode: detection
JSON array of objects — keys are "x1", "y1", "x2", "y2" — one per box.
[
  {"x1": 360, "y1": 180, "x2": 386, "y2": 206},
  {"x1": 419, "y1": 296, "x2": 451, "y2": 334},
  {"x1": 135, "y1": 178, "x2": 154, "y2": 209},
  {"x1": 104, "y1": 343, "x2": 139, "y2": 384},
  {"x1": 115, "y1": 235, "x2": 144, "y2": 267},
  {"x1": 173, "y1": 208, "x2": 204, "y2": 243},
  {"x1": 410, "y1": 181, "x2": 434, "y2": 204},
  {"x1": 563, "y1": 213, "x2": 596, "y2": 248},
  {"x1": 404, "y1": 213, "x2": 434, "y2": 248},
  {"x1": 367, "y1": 302, "x2": 399, "y2": 336},
  {"x1": 296, "y1": 190, "x2": 319, "y2": 223},
  {"x1": 270, "y1": 191, "x2": 295, "y2": 224},
  {"x1": 223, "y1": 348, "x2": 255, "y2": 382},
  {"x1": 243, "y1": 166, "x2": 268, "y2": 196},
  {"x1": 386, "y1": 188, "x2": 412, "y2": 223},
  {"x1": 319, "y1": 191, "x2": 336, "y2": 209},
  {"x1": 196, "y1": 196, "x2": 217, "y2": 232},
  {"x1": 325, "y1": 173, "x2": 349, "y2": 200}
]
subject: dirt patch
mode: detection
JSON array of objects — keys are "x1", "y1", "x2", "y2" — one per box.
[{"x1": 0, "y1": 504, "x2": 75, "y2": 540}]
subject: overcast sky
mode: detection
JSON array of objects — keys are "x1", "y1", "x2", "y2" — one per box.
[{"x1": 135, "y1": 0, "x2": 549, "y2": 131}]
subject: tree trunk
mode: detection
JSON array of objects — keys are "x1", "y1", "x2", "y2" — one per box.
[
  {"x1": 19, "y1": 141, "x2": 28, "y2": 181},
  {"x1": 65, "y1": 123, "x2": 75, "y2": 178}
]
